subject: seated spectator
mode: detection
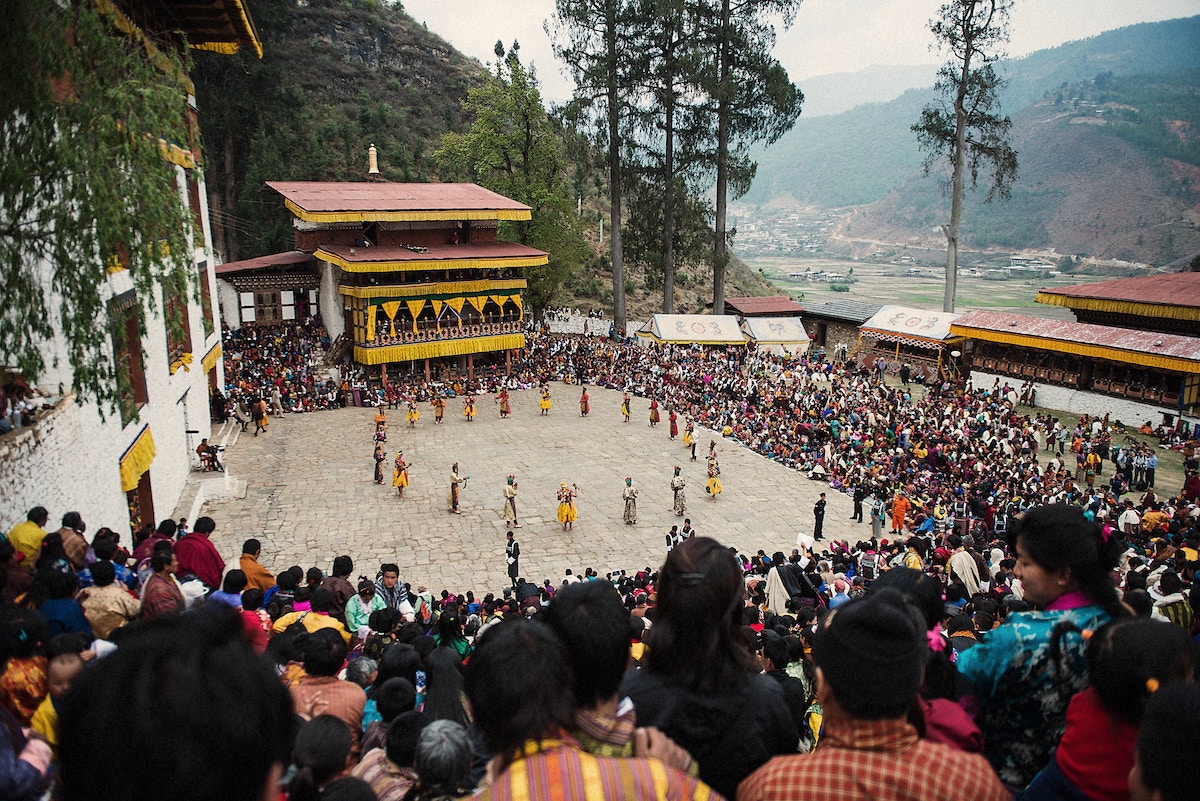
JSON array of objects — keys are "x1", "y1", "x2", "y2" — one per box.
[
  {"x1": 346, "y1": 578, "x2": 385, "y2": 635},
  {"x1": 422, "y1": 646, "x2": 469, "y2": 728},
  {"x1": 6, "y1": 507, "x2": 49, "y2": 570},
  {"x1": 957, "y1": 505, "x2": 1125, "y2": 792},
  {"x1": 619, "y1": 537, "x2": 797, "y2": 798},
  {"x1": 361, "y1": 676, "x2": 415, "y2": 755},
  {"x1": 27, "y1": 569, "x2": 90, "y2": 640},
  {"x1": 542, "y1": 578, "x2": 694, "y2": 773},
  {"x1": 58, "y1": 610, "x2": 295, "y2": 801},
  {"x1": 208, "y1": 570, "x2": 247, "y2": 610},
  {"x1": 738, "y1": 590, "x2": 1008, "y2": 801},
  {"x1": 0, "y1": 622, "x2": 51, "y2": 800},
  {"x1": 239, "y1": 588, "x2": 270, "y2": 653},
  {"x1": 471, "y1": 621, "x2": 711, "y2": 801},
  {"x1": 76, "y1": 561, "x2": 140, "y2": 640},
  {"x1": 173, "y1": 516, "x2": 225, "y2": 592},
  {"x1": 0, "y1": 608, "x2": 48, "y2": 725},
  {"x1": 285, "y1": 715, "x2": 354, "y2": 801},
  {"x1": 362, "y1": 608, "x2": 402, "y2": 663},
  {"x1": 289, "y1": 629, "x2": 367, "y2": 759},
  {"x1": 1128, "y1": 682, "x2": 1200, "y2": 801},
  {"x1": 405, "y1": 719, "x2": 474, "y2": 801},
  {"x1": 29, "y1": 649, "x2": 84, "y2": 749},
  {"x1": 140, "y1": 546, "x2": 186, "y2": 622},
  {"x1": 54, "y1": 513, "x2": 90, "y2": 573},
  {"x1": 76, "y1": 536, "x2": 138, "y2": 593},
  {"x1": 272, "y1": 588, "x2": 350, "y2": 645},
  {"x1": 350, "y1": 710, "x2": 426, "y2": 801},
  {"x1": 0, "y1": 540, "x2": 33, "y2": 604},
  {"x1": 1022, "y1": 617, "x2": 1192, "y2": 801},
  {"x1": 238, "y1": 539, "x2": 276, "y2": 593}
]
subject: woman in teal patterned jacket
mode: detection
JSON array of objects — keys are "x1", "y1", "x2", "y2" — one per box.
[{"x1": 957, "y1": 504, "x2": 1126, "y2": 793}]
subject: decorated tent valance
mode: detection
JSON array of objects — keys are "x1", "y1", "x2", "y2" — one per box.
[{"x1": 119, "y1": 425, "x2": 156, "y2": 493}]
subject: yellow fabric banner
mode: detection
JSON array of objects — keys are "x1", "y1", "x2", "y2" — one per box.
[
  {"x1": 432, "y1": 300, "x2": 444, "y2": 317},
  {"x1": 366, "y1": 305, "x2": 377, "y2": 342},
  {"x1": 353, "y1": 334, "x2": 527, "y2": 365},
  {"x1": 119, "y1": 426, "x2": 156, "y2": 493},
  {"x1": 406, "y1": 300, "x2": 425, "y2": 332},
  {"x1": 489, "y1": 295, "x2": 506, "y2": 309},
  {"x1": 201, "y1": 342, "x2": 223, "y2": 373},
  {"x1": 381, "y1": 301, "x2": 402, "y2": 321},
  {"x1": 513, "y1": 295, "x2": 523, "y2": 318},
  {"x1": 467, "y1": 296, "x2": 486, "y2": 313},
  {"x1": 447, "y1": 297, "x2": 465, "y2": 315}
]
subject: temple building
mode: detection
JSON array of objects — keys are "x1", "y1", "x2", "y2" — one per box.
[
  {"x1": 952, "y1": 272, "x2": 1200, "y2": 427},
  {"x1": 264, "y1": 181, "x2": 545, "y2": 383}
]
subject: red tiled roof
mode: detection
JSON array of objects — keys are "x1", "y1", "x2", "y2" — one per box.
[
  {"x1": 1037, "y1": 272, "x2": 1200, "y2": 309},
  {"x1": 952, "y1": 310, "x2": 1200, "y2": 364},
  {"x1": 266, "y1": 182, "x2": 531, "y2": 214},
  {"x1": 215, "y1": 251, "x2": 316, "y2": 275},
  {"x1": 724, "y1": 295, "x2": 804, "y2": 315}
]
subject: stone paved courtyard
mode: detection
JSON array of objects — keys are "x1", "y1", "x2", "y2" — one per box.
[{"x1": 200, "y1": 385, "x2": 858, "y2": 594}]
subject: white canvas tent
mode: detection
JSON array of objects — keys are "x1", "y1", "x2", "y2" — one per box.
[
  {"x1": 859, "y1": 305, "x2": 961, "y2": 348},
  {"x1": 742, "y1": 316, "x2": 811, "y2": 355},
  {"x1": 636, "y1": 314, "x2": 746, "y2": 345}
]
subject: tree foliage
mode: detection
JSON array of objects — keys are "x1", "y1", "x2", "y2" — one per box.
[
  {"x1": 435, "y1": 44, "x2": 589, "y2": 317},
  {"x1": 549, "y1": 0, "x2": 640, "y2": 335},
  {"x1": 913, "y1": 0, "x2": 1018, "y2": 312},
  {"x1": 0, "y1": 0, "x2": 194, "y2": 410}
]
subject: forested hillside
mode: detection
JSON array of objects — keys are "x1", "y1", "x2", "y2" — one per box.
[{"x1": 744, "y1": 16, "x2": 1200, "y2": 265}]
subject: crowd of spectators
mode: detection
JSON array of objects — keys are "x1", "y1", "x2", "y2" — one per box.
[
  {"x1": 4, "y1": 330, "x2": 1200, "y2": 800},
  {"x1": 2, "y1": 485, "x2": 1198, "y2": 800},
  {"x1": 220, "y1": 320, "x2": 340, "y2": 419}
]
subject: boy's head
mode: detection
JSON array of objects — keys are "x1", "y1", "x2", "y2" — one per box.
[{"x1": 48, "y1": 652, "x2": 85, "y2": 698}]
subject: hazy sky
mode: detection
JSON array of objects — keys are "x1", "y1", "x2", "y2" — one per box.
[{"x1": 401, "y1": 0, "x2": 1200, "y2": 102}]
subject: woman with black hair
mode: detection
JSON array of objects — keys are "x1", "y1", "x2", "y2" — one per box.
[
  {"x1": 421, "y1": 646, "x2": 469, "y2": 729},
  {"x1": 957, "y1": 504, "x2": 1126, "y2": 793},
  {"x1": 618, "y1": 536, "x2": 797, "y2": 799}
]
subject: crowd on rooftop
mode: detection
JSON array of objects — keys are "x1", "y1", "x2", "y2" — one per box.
[{"x1": 4, "y1": 329, "x2": 1200, "y2": 801}]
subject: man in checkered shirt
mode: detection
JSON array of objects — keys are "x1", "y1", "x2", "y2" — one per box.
[{"x1": 737, "y1": 590, "x2": 1009, "y2": 801}]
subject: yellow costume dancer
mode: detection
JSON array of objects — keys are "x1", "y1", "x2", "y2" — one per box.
[
  {"x1": 463, "y1": 396, "x2": 476, "y2": 421},
  {"x1": 392, "y1": 451, "x2": 410, "y2": 497},
  {"x1": 683, "y1": 418, "x2": 694, "y2": 447},
  {"x1": 557, "y1": 482, "x2": 578, "y2": 530},
  {"x1": 406, "y1": 402, "x2": 420, "y2": 428},
  {"x1": 705, "y1": 458, "x2": 722, "y2": 498},
  {"x1": 540, "y1": 387, "x2": 552, "y2": 415},
  {"x1": 621, "y1": 393, "x2": 631, "y2": 423}
]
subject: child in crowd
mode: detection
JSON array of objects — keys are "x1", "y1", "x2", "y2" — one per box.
[
  {"x1": 1020, "y1": 617, "x2": 1193, "y2": 801},
  {"x1": 30, "y1": 651, "x2": 85, "y2": 749}
]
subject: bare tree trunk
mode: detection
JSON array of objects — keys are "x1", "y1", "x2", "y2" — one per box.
[
  {"x1": 712, "y1": 0, "x2": 730, "y2": 316},
  {"x1": 944, "y1": 45, "x2": 972, "y2": 313},
  {"x1": 662, "y1": 86, "x2": 676, "y2": 313},
  {"x1": 606, "y1": 2, "x2": 627, "y2": 336}
]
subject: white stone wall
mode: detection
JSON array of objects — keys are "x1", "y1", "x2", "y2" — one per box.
[
  {"x1": 0, "y1": 399, "x2": 128, "y2": 535},
  {"x1": 0, "y1": 149, "x2": 223, "y2": 538},
  {"x1": 216, "y1": 277, "x2": 241, "y2": 330},
  {"x1": 968, "y1": 370, "x2": 1199, "y2": 430}
]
